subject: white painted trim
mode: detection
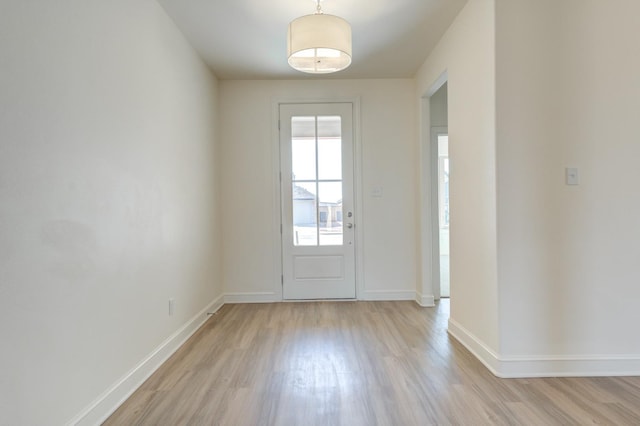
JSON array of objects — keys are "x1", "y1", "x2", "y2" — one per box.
[
  {"x1": 282, "y1": 298, "x2": 356, "y2": 303},
  {"x1": 497, "y1": 355, "x2": 640, "y2": 378},
  {"x1": 271, "y1": 99, "x2": 284, "y2": 302},
  {"x1": 448, "y1": 318, "x2": 640, "y2": 378},
  {"x1": 272, "y1": 96, "x2": 363, "y2": 302},
  {"x1": 352, "y1": 98, "x2": 365, "y2": 301},
  {"x1": 226, "y1": 290, "x2": 419, "y2": 304},
  {"x1": 68, "y1": 294, "x2": 225, "y2": 426},
  {"x1": 418, "y1": 76, "x2": 450, "y2": 306},
  {"x1": 425, "y1": 70, "x2": 448, "y2": 98},
  {"x1": 447, "y1": 318, "x2": 501, "y2": 375},
  {"x1": 430, "y1": 125, "x2": 448, "y2": 300},
  {"x1": 362, "y1": 290, "x2": 416, "y2": 301},
  {"x1": 415, "y1": 292, "x2": 435, "y2": 307},
  {"x1": 224, "y1": 292, "x2": 280, "y2": 304}
]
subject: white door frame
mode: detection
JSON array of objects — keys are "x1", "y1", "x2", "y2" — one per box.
[
  {"x1": 418, "y1": 71, "x2": 448, "y2": 307},
  {"x1": 279, "y1": 103, "x2": 355, "y2": 299},
  {"x1": 431, "y1": 126, "x2": 448, "y2": 300},
  {"x1": 271, "y1": 98, "x2": 363, "y2": 301}
]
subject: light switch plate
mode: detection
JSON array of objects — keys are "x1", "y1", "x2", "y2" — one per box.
[{"x1": 566, "y1": 167, "x2": 579, "y2": 185}]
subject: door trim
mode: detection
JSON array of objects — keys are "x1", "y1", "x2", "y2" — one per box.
[
  {"x1": 417, "y1": 72, "x2": 448, "y2": 307},
  {"x1": 279, "y1": 103, "x2": 355, "y2": 299},
  {"x1": 431, "y1": 126, "x2": 448, "y2": 301},
  {"x1": 271, "y1": 97, "x2": 363, "y2": 301}
]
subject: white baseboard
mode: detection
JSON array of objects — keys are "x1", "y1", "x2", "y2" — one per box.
[
  {"x1": 362, "y1": 290, "x2": 416, "y2": 301},
  {"x1": 225, "y1": 290, "x2": 420, "y2": 303},
  {"x1": 68, "y1": 293, "x2": 225, "y2": 426},
  {"x1": 497, "y1": 354, "x2": 640, "y2": 378},
  {"x1": 224, "y1": 292, "x2": 280, "y2": 304},
  {"x1": 447, "y1": 318, "x2": 501, "y2": 375},
  {"x1": 448, "y1": 318, "x2": 640, "y2": 378},
  {"x1": 415, "y1": 292, "x2": 435, "y2": 307}
]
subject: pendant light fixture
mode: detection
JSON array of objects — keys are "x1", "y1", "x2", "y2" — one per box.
[{"x1": 287, "y1": 0, "x2": 352, "y2": 74}]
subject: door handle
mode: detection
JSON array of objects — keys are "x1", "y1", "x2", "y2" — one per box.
[{"x1": 346, "y1": 223, "x2": 354, "y2": 229}]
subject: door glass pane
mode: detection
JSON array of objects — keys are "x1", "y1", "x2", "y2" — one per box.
[
  {"x1": 291, "y1": 115, "x2": 345, "y2": 247},
  {"x1": 292, "y1": 182, "x2": 317, "y2": 246},
  {"x1": 317, "y1": 116, "x2": 340, "y2": 138},
  {"x1": 292, "y1": 116, "x2": 316, "y2": 138},
  {"x1": 318, "y1": 137, "x2": 342, "y2": 180},
  {"x1": 291, "y1": 117, "x2": 316, "y2": 181},
  {"x1": 318, "y1": 116, "x2": 342, "y2": 180},
  {"x1": 318, "y1": 181, "x2": 343, "y2": 246},
  {"x1": 292, "y1": 138, "x2": 316, "y2": 181}
]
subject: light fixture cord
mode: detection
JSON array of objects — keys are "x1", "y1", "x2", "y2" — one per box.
[{"x1": 316, "y1": 0, "x2": 323, "y2": 14}]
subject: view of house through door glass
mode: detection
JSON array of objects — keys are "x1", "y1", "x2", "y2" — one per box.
[
  {"x1": 291, "y1": 116, "x2": 343, "y2": 246},
  {"x1": 280, "y1": 103, "x2": 355, "y2": 299}
]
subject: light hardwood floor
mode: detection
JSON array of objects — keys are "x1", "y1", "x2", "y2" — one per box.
[{"x1": 105, "y1": 301, "x2": 640, "y2": 425}]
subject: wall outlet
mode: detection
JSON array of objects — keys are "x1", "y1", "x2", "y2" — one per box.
[{"x1": 168, "y1": 298, "x2": 175, "y2": 316}]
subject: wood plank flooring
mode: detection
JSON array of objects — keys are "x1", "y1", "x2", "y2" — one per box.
[{"x1": 104, "y1": 301, "x2": 640, "y2": 425}]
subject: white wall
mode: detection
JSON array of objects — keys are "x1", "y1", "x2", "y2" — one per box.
[
  {"x1": 219, "y1": 79, "x2": 418, "y2": 301},
  {"x1": 496, "y1": 0, "x2": 640, "y2": 374},
  {"x1": 415, "y1": 0, "x2": 500, "y2": 358},
  {"x1": 0, "y1": 1, "x2": 222, "y2": 424},
  {"x1": 416, "y1": 0, "x2": 640, "y2": 377}
]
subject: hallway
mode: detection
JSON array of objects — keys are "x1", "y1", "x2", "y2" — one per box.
[{"x1": 106, "y1": 301, "x2": 640, "y2": 425}]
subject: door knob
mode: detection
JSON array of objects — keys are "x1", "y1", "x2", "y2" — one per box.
[{"x1": 346, "y1": 223, "x2": 354, "y2": 229}]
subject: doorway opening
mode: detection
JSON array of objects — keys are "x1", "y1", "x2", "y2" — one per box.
[
  {"x1": 436, "y1": 132, "x2": 449, "y2": 298},
  {"x1": 430, "y1": 82, "x2": 449, "y2": 300}
]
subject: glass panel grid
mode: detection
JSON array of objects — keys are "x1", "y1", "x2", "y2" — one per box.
[{"x1": 291, "y1": 115, "x2": 344, "y2": 247}]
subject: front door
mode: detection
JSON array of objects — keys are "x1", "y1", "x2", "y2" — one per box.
[{"x1": 280, "y1": 103, "x2": 356, "y2": 299}]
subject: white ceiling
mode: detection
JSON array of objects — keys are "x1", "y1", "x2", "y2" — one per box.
[{"x1": 157, "y1": 0, "x2": 467, "y2": 80}]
